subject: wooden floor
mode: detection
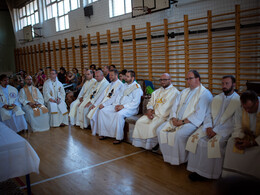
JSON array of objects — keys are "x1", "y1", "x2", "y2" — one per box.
[{"x1": 19, "y1": 125, "x2": 220, "y2": 195}]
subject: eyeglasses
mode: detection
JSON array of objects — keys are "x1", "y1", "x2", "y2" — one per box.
[
  {"x1": 185, "y1": 77, "x2": 195, "y2": 81},
  {"x1": 159, "y1": 79, "x2": 170, "y2": 82}
]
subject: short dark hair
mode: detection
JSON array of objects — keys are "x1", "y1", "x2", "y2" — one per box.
[
  {"x1": 0, "y1": 74, "x2": 8, "y2": 81},
  {"x1": 39, "y1": 68, "x2": 44, "y2": 74},
  {"x1": 73, "y1": 68, "x2": 78, "y2": 73},
  {"x1": 110, "y1": 64, "x2": 116, "y2": 69},
  {"x1": 223, "y1": 75, "x2": 236, "y2": 84},
  {"x1": 127, "y1": 70, "x2": 135, "y2": 78},
  {"x1": 51, "y1": 69, "x2": 57, "y2": 74},
  {"x1": 90, "y1": 64, "x2": 96, "y2": 70},
  {"x1": 240, "y1": 90, "x2": 258, "y2": 105},
  {"x1": 60, "y1": 67, "x2": 66, "y2": 73},
  {"x1": 188, "y1": 69, "x2": 201, "y2": 81},
  {"x1": 109, "y1": 69, "x2": 119, "y2": 75},
  {"x1": 119, "y1": 69, "x2": 127, "y2": 75}
]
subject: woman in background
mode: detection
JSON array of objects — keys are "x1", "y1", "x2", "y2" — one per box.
[{"x1": 35, "y1": 68, "x2": 46, "y2": 91}]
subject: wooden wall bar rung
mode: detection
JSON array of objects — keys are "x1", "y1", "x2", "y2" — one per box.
[
  {"x1": 30, "y1": 46, "x2": 34, "y2": 75},
  {"x1": 47, "y1": 42, "x2": 51, "y2": 69},
  {"x1": 26, "y1": 46, "x2": 30, "y2": 74},
  {"x1": 71, "y1": 37, "x2": 76, "y2": 69},
  {"x1": 52, "y1": 41, "x2": 57, "y2": 70},
  {"x1": 34, "y1": 45, "x2": 38, "y2": 74}
]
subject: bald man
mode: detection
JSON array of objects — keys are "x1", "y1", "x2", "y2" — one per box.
[
  {"x1": 19, "y1": 75, "x2": 50, "y2": 132},
  {"x1": 132, "y1": 73, "x2": 180, "y2": 150}
]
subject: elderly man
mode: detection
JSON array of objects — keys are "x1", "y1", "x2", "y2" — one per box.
[
  {"x1": 97, "y1": 70, "x2": 143, "y2": 144},
  {"x1": 132, "y1": 73, "x2": 179, "y2": 150},
  {"x1": 223, "y1": 90, "x2": 260, "y2": 179},
  {"x1": 69, "y1": 69, "x2": 96, "y2": 126},
  {"x1": 43, "y1": 69, "x2": 68, "y2": 127},
  {"x1": 0, "y1": 74, "x2": 27, "y2": 133},
  {"x1": 156, "y1": 70, "x2": 213, "y2": 165},
  {"x1": 186, "y1": 75, "x2": 240, "y2": 181},
  {"x1": 88, "y1": 69, "x2": 123, "y2": 136},
  {"x1": 77, "y1": 70, "x2": 109, "y2": 129},
  {"x1": 19, "y1": 75, "x2": 50, "y2": 132}
]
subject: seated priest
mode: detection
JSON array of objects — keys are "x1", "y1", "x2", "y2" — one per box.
[
  {"x1": 69, "y1": 69, "x2": 96, "y2": 127},
  {"x1": 97, "y1": 70, "x2": 143, "y2": 144},
  {"x1": 156, "y1": 70, "x2": 213, "y2": 165},
  {"x1": 132, "y1": 73, "x2": 180, "y2": 150},
  {"x1": 186, "y1": 75, "x2": 240, "y2": 181},
  {"x1": 43, "y1": 69, "x2": 68, "y2": 127},
  {"x1": 19, "y1": 75, "x2": 50, "y2": 132},
  {"x1": 87, "y1": 69, "x2": 123, "y2": 137},
  {"x1": 73, "y1": 70, "x2": 109, "y2": 129},
  {"x1": 0, "y1": 74, "x2": 27, "y2": 133},
  {"x1": 223, "y1": 90, "x2": 260, "y2": 179}
]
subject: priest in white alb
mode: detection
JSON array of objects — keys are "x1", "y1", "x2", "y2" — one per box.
[
  {"x1": 132, "y1": 73, "x2": 179, "y2": 150},
  {"x1": 186, "y1": 75, "x2": 240, "y2": 181},
  {"x1": 97, "y1": 70, "x2": 143, "y2": 144},
  {"x1": 156, "y1": 70, "x2": 213, "y2": 165},
  {"x1": 87, "y1": 69, "x2": 123, "y2": 136},
  {"x1": 77, "y1": 70, "x2": 109, "y2": 129},
  {"x1": 19, "y1": 75, "x2": 50, "y2": 132},
  {"x1": 223, "y1": 90, "x2": 260, "y2": 179},
  {"x1": 69, "y1": 69, "x2": 96, "y2": 127},
  {"x1": 0, "y1": 74, "x2": 27, "y2": 133},
  {"x1": 43, "y1": 69, "x2": 68, "y2": 127}
]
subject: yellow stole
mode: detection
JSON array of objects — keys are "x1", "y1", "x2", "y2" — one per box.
[
  {"x1": 242, "y1": 109, "x2": 260, "y2": 137},
  {"x1": 24, "y1": 86, "x2": 48, "y2": 117},
  {"x1": 234, "y1": 109, "x2": 260, "y2": 153}
]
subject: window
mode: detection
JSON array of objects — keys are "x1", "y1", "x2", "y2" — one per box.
[
  {"x1": 45, "y1": 0, "x2": 80, "y2": 31},
  {"x1": 109, "y1": 0, "x2": 132, "y2": 18},
  {"x1": 17, "y1": 0, "x2": 39, "y2": 30}
]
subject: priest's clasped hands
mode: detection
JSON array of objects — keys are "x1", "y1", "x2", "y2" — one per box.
[
  {"x1": 3, "y1": 104, "x2": 16, "y2": 110},
  {"x1": 49, "y1": 98, "x2": 61, "y2": 104},
  {"x1": 206, "y1": 127, "x2": 216, "y2": 138},
  {"x1": 146, "y1": 109, "x2": 155, "y2": 120},
  {"x1": 27, "y1": 102, "x2": 41, "y2": 108},
  {"x1": 171, "y1": 117, "x2": 190, "y2": 127},
  {"x1": 115, "y1": 105, "x2": 124, "y2": 112}
]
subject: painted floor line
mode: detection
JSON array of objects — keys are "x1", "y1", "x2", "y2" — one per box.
[{"x1": 20, "y1": 150, "x2": 145, "y2": 189}]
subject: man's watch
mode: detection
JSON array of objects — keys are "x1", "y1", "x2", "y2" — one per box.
[{"x1": 182, "y1": 120, "x2": 185, "y2": 124}]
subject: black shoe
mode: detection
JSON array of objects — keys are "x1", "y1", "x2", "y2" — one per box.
[
  {"x1": 188, "y1": 172, "x2": 207, "y2": 181},
  {"x1": 152, "y1": 144, "x2": 159, "y2": 152},
  {"x1": 99, "y1": 136, "x2": 107, "y2": 140},
  {"x1": 60, "y1": 123, "x2": 66, "y2": 127},
  {"x1": 113, "y1": 140, "x2": 122, "y2": 144}
]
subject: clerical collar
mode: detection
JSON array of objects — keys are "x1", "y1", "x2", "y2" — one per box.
[
  {"x1": 126, "y1": 81, "x2": 135, "y2": 86},
  {"x1": 163, "y1": 84, "x2": 172, "y2": 90},
  {"x1": 111, "y1": 79, "x2": 118, "y2": 84},
  {"x1": 190, "y1": 85, "x2": 200, "y2": 91},
  {"x1": 224, "y1": 91, "x2": 235, "y2": 98}
]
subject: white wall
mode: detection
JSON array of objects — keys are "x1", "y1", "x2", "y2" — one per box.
[{"x1": 15, "y1": 0, "x2": 259, "y2": 47}]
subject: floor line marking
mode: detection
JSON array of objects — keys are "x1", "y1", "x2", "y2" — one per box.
[{"x1": 20, "y1": 150, "x2": 145, "y2": 189}]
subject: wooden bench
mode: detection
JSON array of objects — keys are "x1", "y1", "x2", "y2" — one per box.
[{"x1": 123, "y1": 95, "x2": 150, "y2": 143}]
